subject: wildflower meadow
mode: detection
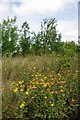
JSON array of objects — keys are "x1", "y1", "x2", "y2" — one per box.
[
  {"x1": 1, "y1": 16, "x2": 80, "y2": 119},
  {"x1": 2, "y1": 54, "x2": 79, "y2": 120}
]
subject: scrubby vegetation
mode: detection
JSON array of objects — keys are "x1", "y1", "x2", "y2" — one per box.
[
  {"x1": 1, "y1": 17, "x2": 80, "y2": 119},
  {"x1": 2, "y1": 53, "x2": 79, "y2": 119}
]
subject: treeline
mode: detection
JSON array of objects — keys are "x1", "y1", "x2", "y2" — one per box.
[{"x1": 0, "y1": 16, "x2": 79, "y2": 57}]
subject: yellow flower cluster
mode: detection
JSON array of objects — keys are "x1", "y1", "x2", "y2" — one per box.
[
  {"x1": 9, "y1": 66, "x2": 78, "y2": 117},
  {"x1": 13, "y1": 87, "x2": 18, "y2": 92},
  {"x1": 20, "y1": 102, "x2": 25, "y2": 109},
  {"x1": 22, "y1": 69, "x2": 68, "y2": 99},
  {"x1": 12, "y1": 80, "x2": 24, "y2": 93}
]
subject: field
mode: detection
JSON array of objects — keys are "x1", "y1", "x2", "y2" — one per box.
[
  {"x1": 1, "y1": 12, "x2": 80, "y2": 120},
  {"x1": 2, "y1": 53, "x2": 79, "y2": 120}
]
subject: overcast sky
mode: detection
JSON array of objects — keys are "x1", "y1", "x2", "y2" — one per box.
[{"x1": 0, "y1": 0, "x2": 79, "y2": 43}]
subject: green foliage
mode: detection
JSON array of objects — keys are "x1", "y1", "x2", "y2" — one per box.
[
  {"x1": 40, "y1": 18, "x2": 61, "y2": 54},
  {"x1": 1, "y1": 16, "x2": 18, "y2": 56},
  {"x1": 1, "y1": 16, "x2": 78, "y2": 56},
  {"x1": 31, "y1": 18, "x2": 62, "y2": 55},
  {"x1": 31, "y1": 32, "x2": 42, "y2": 55},
  {"x1": 20, "y1": 21, "x2": 30, "y2": 56}
]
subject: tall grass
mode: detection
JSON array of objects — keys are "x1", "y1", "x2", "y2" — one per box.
[{"x1": 2, "y1": 53, "x2": 78, "y2": 119}]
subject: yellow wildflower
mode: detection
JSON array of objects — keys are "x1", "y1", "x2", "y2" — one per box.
[
  {"x1": 43, "y1": 84, "x2": 47, "y2": 87},
  {"x1": 20, "y1": 102, "x2": 25, "y2": 109},
  {"x1": 18, "y1": 81, "x2": 22, "y2": 84},
  {"x1": 50, "y1": 91, "x2": 54, "y2": 94},
  {"x1": 51, "y1": 103, "x2": 54, "y2": 106},
  {"x1": 13, "y1": 87, "x2": 18, "y2": 92},
  {"x1": 58, "y1": 73, "x2": 61, "y2": 76},
  {"x1": 25, "y1": 91, "x2": 29, "y2": 95},
  {"x1": 20, "y1": 88, "x2": 23, "y2": 92},
  {"x1": 22, "y1": 80, "x2": 24, "y2": 83},
  {"x1": 44, "y1": 96, "x2": 47, "y2": 99},
  {"x1": 60, "y1": 89, "x2": 64, "y2": 92},
  {"x1": 31, "y1": 96, "x2": 34, "y2": 99}
]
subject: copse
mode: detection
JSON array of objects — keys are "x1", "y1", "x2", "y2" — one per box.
[
  {"x1": 0, "y1": 16, "x2": 78, "y2": 57},
  {"x1": 31, "y1": 18, "x2": 62, "y2": 55}
]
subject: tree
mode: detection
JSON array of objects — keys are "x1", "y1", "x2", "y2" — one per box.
[
  {"x1": 39, "y1": 18, "x2": 62, "y2": 54},
  {"x1": 30, "y1": 18, "x2": 62, "y2": 55},
  {"x1": 2, "y1": 16, "x2": 18, "y2": 56},
  {"x1": 20, "y1": 21, "x2": 30, "y2": 56},
  {"x1": 30, "y1": 32, "x2": 42, "y2": 55}
]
